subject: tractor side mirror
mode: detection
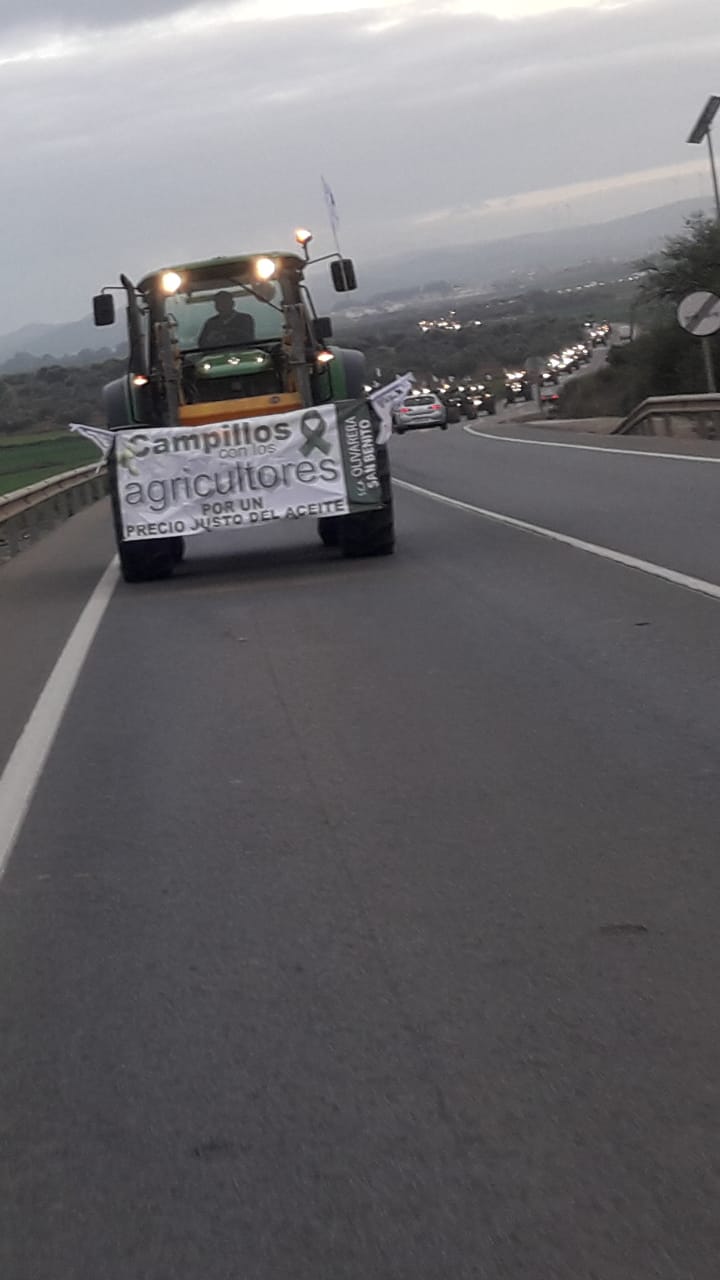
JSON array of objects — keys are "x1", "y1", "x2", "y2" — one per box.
[
  {"x1": 93, "y1": 294, "x2": 116, "y2": 327},
  {"x1": 330, "y1": 259, "x2": 357, "y2": 292},
  {"x1": 314, "y1": 316, "x2": 333, "y2": 342}
]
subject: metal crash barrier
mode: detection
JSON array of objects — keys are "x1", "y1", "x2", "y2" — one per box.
[
  {"x1": 0, "y1": 465, "x2": 108, "y2": 562},
  {"x1": 615, "y1": 394, "x2": 720, "y2": 438}
]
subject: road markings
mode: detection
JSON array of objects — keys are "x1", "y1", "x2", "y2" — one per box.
[
  {"x1": 394, "y1": 479, "x2": 720, "y2": 602},
  {"x1": 464, "y1": 423, "x2": 720, "y2": 463},
  {"x1": 0, "y1": 558, "x2": 118, "y2": 879}
]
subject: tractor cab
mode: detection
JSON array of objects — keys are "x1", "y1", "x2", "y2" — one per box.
[
  {"x1": 93, "y1": 238, "x2": 357, "y2": 430},
  {"x1": 144, "y1": 254, "x2": 309, "y2": 428}
]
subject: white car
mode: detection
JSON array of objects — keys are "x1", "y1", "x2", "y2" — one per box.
[{"x1": 393, "y1": 394, "x2": 448, "y2": 433}]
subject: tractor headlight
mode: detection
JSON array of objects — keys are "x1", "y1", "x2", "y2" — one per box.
[
  {"x1": 160, "y1": 271, "x2": 183, "y2": 294},
  {"x1": 255, "y1": 257, "x2": 276, "y2": 281}
]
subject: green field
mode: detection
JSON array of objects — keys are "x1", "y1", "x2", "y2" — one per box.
[{"x1": 0, "y1": 432, "x2": 100, "y2": 496}]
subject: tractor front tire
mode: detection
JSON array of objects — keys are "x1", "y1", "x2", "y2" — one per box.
[
  {"x1": 108, "y1": 455, "x2": 178, "y2": 583},
  {"x1": 340, "y1": 445, "x2": 395, "y2": 559},
  {"x1": 318, "y1": 516, "x2": 341, "y2": 548},
  {"x1": 118, "y1": 538, "x2": 176, "y2": 583}
]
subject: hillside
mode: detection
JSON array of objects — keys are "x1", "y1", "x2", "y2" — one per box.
[
  {"x1": 347, "y1": 198, "x2": 714, "y2": 304},
  {"x1": 0, "y1": 196, "x2": 710, "y2": 368}
]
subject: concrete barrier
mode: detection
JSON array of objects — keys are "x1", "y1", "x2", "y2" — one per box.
[
  {"x1": 0, "y1": 464, "x2": 108, "y2": 562},
  {"x1": 615, "y1": 395, "x2": 720, "y2": 438}
]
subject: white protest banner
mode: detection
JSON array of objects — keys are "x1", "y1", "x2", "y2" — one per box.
[
  {"x1": 112, "y1": 402, "x2": 382, "y2": 542},
  {"x1": 368, "y1": 372, "x2": 415, "y2": 444}
]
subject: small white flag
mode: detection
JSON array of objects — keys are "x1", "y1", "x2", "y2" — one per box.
[
  {"x1": 69, "y1": 422, "x2": 115, "y2": 473},
  {"x1": 368, "y1": 372, "x2": 416, "y2": 445}
]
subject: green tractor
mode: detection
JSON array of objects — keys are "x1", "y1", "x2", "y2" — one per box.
[{"x1": 93, "y1": 236, "x2": 394, "y2": 581}]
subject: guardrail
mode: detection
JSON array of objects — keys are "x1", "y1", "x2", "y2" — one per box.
[
  {"x1": 614, "y1": 394, "x2": 720, "y2": 437},
  {"x1": 0, "y1": 464, "x2": 108, "y2": 562}
]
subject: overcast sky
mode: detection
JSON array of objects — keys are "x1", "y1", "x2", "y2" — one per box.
[{"x1": 0, "y1": 0, "x2": 717, "y2": 327}]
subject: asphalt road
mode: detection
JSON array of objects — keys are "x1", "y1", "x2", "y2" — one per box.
[{"x1": 2, "y1": 425, "x2": 720, "y2": 1279}]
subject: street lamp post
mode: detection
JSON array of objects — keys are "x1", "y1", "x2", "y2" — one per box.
[{"x1": 688, "y1": 95, "x2": 720, "y2": 220}]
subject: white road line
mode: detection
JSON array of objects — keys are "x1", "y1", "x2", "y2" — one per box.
[
  {"x1": 464, "y1": 423, "x2": 720, "y2": 463},
  {"x1": 394, "y1": 478, "x2": 720, "y2": 603},
  {"x1": 0, "y1": 558, "x2": 118, "y2": 878}
]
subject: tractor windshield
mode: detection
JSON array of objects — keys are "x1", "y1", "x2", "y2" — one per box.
[{"x1": 165, "y1": 279, "x2": 284, "y2": 353}]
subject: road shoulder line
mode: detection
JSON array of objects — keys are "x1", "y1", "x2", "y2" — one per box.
[
  {"x1": 394, "y1": 478, "x2": 720, "y2": 602},
  {"x1": 0, "y1": 558, "x2": 118, "y2": 878},
  {"x1": 464, "y1": 424, "x2": 720, "y2": 463}
]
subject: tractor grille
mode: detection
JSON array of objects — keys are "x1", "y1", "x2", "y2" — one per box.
[{"x1": 184, "y1": 370, "x2": 282, "y2": 403}]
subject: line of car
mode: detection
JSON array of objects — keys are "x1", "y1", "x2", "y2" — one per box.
[{"x1": 390, "y1": 321, "x2": 612, "y2": 434}]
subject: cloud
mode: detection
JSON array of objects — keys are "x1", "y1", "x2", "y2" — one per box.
[
  {"x1": 0, "y1": 0, "x2": 717, "y2": 328},
  {"x1": 410, "y1": 159, "x2": 709, "y2": 234},
  {"x1": 0, "y1": 0, "x2": 192, "y2": 33}
]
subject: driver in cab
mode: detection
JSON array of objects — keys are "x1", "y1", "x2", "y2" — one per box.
[{"x1": 198, "y1": 291, "x2": 255, "y2": 348}]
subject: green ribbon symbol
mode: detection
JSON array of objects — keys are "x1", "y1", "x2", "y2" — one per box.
[{"x1": 300, "y1": 412, "x2": 332, "y2": 457}]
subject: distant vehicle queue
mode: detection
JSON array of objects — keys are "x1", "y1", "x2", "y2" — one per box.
[{"x1": 385, "y1": 321, "x2": 612, "y2": 432}]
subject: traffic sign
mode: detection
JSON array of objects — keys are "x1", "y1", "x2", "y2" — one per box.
[{"x1": 677, "y1": 291, "x2": 720, "y2": 337}]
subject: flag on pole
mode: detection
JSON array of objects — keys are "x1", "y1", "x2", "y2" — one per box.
[
  {"x1": 69, "y1": 422, "x2": 115, "y2": 472},
  {"x1": 321, "y1": 175, "x2": 340, "y2": 238},
  {"x1": 368, "y1": 372, "x2": 416, "y2": 445}
]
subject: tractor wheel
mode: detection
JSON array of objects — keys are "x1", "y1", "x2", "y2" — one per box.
[
  {"x1": 108, "y1": 452, "x2": 177, "y2": 583},
  {"x1": 340, "y1": 445, "x2": 395, "y2": 559},
  {"x1": 335, "y1": 348, "x2": 367, "y2": 399},
  {"x1": 117, "y1": 538, "x2": 176, "y2": 583},
  {"x1": 318, "y1": 516, "x2": 341, "y2": 548}
]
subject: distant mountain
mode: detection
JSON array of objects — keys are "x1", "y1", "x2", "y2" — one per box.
[
  {"x1": 0, "y1": 197, "x2": 711, "y2": 365},
  {"x1": 346, "y1": 197, "x2": 714, "y2": 305},
  {"x1": 0, "y1": 313, "x2": 125, "y2": 370}
]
